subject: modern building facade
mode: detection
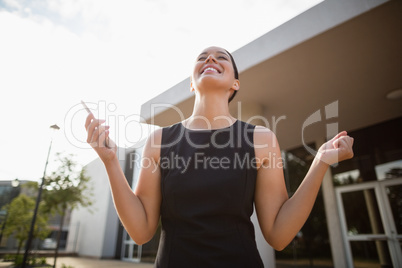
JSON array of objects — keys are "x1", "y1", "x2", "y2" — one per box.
[{"x1": 67, "y1": 0, "x2": 402, "y2": 267}]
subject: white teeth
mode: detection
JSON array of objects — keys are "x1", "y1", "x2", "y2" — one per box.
[{"x1": 203, "y1": 67, "x2": 218, "y2": 73}]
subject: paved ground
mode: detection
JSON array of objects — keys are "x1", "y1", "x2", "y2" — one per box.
[
  {"x1": 50, "y1": 257, "x2": 154, "y2": 268},
  {"x1": 0, "y1": 256, "x2": 379, "y2": 268},
  {"x1": 0, "y1": 257, "x2": 154, "y2": 268}
]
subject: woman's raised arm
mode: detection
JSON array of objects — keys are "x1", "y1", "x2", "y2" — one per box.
[
  {"x1": 85, "y1": 113, "x2": 162, "y2": 245},
  {"x1": 253, "y1": 126, "x2": 353, "y2": 250}
]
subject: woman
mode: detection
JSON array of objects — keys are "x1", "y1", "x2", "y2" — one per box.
[{"x1": 85, "y1": 46, "x2": 354, "y2": 267}]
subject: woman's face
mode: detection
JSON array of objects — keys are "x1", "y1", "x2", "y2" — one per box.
[{"x1": 191, "y1": 46, "x2": 239, "y2": 95}]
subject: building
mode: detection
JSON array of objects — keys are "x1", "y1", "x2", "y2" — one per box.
[{"x1": 67, "y1": 0, "x2": 402, "y2": 267}]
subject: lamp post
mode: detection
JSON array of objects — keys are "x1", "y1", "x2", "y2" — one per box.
[{"x1": 22, "y1": 124, "x2": 60, "y2": 268}]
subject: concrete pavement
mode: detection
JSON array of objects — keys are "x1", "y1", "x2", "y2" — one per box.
[
  {"x1": 49, "y1": 257, "x2": 154, "y2": 268},
  {"x1": 0, "y1": 257, "x2": 154, "y2": 268}
]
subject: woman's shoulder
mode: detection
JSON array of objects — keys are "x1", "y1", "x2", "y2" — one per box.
[
  {"x1": 237, "y1": 120, "x2": 271, "y2": 133},
  {"x1": 146, "y1": 122, "x2": 183, "y2": 140},
  {"x1": 161, "y1": 121, "x2": 183, "y2": 132},
  {"x1": 252, "y1": 125, "x2": 278, "y2": 148},
  {"x1": 234, "y1": 120, "x2": 277, "y2": 147},
  {"x1": 143, "y1": 128, "x2": 163, "y2": 151}
]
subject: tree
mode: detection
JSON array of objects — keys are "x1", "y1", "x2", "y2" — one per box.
[
  {"x1": 2, "y1": 194, "x2": 50, "y2": 255},
  {"x1": 0, "y1": 181, "x2": 20, "y2": 244},
  {"x1": 41, "y1": 152, "x2": 93, "y2": 268}
]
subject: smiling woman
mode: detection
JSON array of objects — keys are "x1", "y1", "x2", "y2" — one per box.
[
  {"x1": 192, "y1": 48, "x2": 239, "y2": 103},
  {"x1": 84, "y1": 46, "x2": 354, "y2": 267}
]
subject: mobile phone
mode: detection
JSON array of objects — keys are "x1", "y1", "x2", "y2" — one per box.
[{"x1": 81, "y1": 100, "x2": 92, "y2": 114}]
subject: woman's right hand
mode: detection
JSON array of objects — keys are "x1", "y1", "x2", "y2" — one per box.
[{"x1": 85, "y1": 113, "x2": 117, "y2": 163}]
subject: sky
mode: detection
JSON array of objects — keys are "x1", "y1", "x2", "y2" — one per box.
[{"x1": 0, "y1": 0, "x2": 322, "y2": 182}]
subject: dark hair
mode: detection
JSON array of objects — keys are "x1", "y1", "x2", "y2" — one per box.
[{"x1": 225, "y1": 50, "x2": 239, "y2": 103}]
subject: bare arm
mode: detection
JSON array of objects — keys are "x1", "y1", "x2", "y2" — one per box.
[
  {"x1": 254, "y1": 126, "x2": 353, "y2": 250},
  {"x1": 85, "y1": 113, "x2": 162, "y2": 245}
]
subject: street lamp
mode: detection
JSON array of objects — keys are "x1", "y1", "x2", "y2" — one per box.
[
  {"x1": 11, "y1": 178, "x2": 20, "y2": 188},
  {"x1": 22, "y1": 124, "x2": 60, "y2": 268}
]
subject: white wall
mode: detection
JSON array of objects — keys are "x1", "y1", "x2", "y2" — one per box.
[{"x1": 66, "y1": 148, "x2": 126, "y2": 258}]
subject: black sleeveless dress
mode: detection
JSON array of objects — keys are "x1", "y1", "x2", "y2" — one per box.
[{"x1": 155, "y1": 120, "x2": 264, "y2": 268}]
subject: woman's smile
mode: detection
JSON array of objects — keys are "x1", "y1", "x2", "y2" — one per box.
[{"x1": 201, "y1": 65, "x2": 221, "y2": 74}]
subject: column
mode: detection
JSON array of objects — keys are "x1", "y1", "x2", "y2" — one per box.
[{"x1": 318, "y1": 139, "x2": 348, "y2": 268}]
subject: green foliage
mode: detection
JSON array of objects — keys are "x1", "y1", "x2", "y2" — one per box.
[
  {"x1": 2, "y1": 254, "x2": 15, "y2": 261},
  {"x1": 61, "y1": 264, "x2": 75, "y2": 268},
  {"x1": 2, "y1": 194, "x2": 50, "y2": 252},
  {"x1": 2, "y1": 254, "x2": 49, "y2": 267},
  {"x1": 38, "y1": 257, "x2": 47, "y2": 265},
  {"x1": 40, "y1": 152, "x2": 93, "y2": 267},
  {"x1": 42, "y1": 153, "x2": 94, "y2": 217},
  {"x1": 1, "y1": 153, "x2": 92, "y2": 267},
  {"x1": 14, "y1": 254, "x2": 23, "y2": 266}
]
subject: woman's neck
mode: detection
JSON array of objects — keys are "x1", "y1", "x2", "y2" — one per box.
[{"x1": 185, "y1": 94, "x2": 236, "y2": 129}]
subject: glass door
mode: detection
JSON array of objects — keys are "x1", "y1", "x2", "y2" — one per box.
[
  {"x1": 336, "y1": 177, "x2": 402, "y2": 268},
  {"x1": 121, "y1": 229, "x2": 142, "y2": 262},
  {"x1": 380, "y1": 179, "x2": 402, "y2": 267}
]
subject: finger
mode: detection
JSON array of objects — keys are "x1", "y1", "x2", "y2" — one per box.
[
  {"x1": 337, "y1": 138, "x2": 354, "y2": 158},
  {"x1": 98, "y1": 127, "x2": 110, "y2": 148},
  {"x1": 332, "y1": 139, "x2": 338, "y2": 149},
  {"x1": 330, "y1": 131, "x2": 347, "y2": 142},
  {"x1": 332, "y1": 132, "x2": 351, "y2": 149},
  {"x1": 86, "y1": 119, "x2": 106, "y2": 143},
  {"x1": 89, "y1": 125, "x2": 110, "y2": 148},
  {"x1": 105, "y1": 135, "x2": 110, "y2": 148},
  {"x1": 334, "y1": 137, "x2": 346, "y2": 149},
  {"x1": 105, "y1": 131, "x2": 116, "y2": 149},
  {"x1": 338, "y1": 135, "x2": 354, "y2": 148},
  {"x1": 88, "y1": 125, "x2": 101, "y2": 147},
  {"x1": 346, "y1": 137, "x2": 354, "y2": 152},
  {"x1": 103, "y1": 127, "x2": 116, "y2": 149},
  {"x1": 338, "y1": 138, "x2": 348, "y2": 149},
  {"x1": 85, "y1": 113, "x2": 95, "y2": 130}
]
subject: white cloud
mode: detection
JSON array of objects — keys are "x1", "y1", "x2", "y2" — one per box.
[{"x1": 2, "y1": 0, "x2": 22, "y2": 9}]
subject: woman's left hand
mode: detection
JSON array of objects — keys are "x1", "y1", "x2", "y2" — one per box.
[{"x1": 317, "y1": 131, "x2": 354, "y2": 166}]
